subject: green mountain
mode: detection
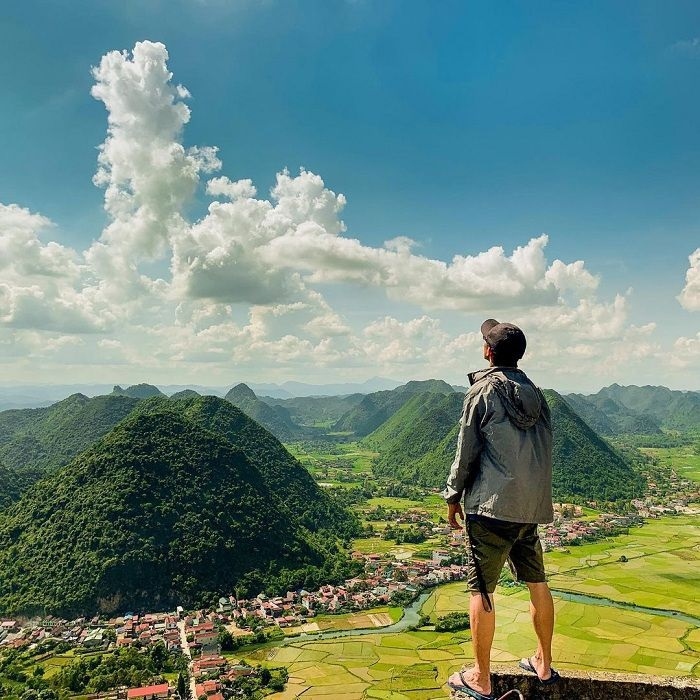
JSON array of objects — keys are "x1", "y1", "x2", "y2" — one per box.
[
  {"x1": 366, "y1": 388, "x2": 644, "y2": 502},
  {"x1": 225, "y1": 383, "x2": 303, "y2": 441},
  {"x1": 582, "y1": 384, "x2": 700, "y2": 433},
  {"x1": 112, "y1": 384, "x2": 166, "y2": 399},
  {"x1": 366, "y1": 392, "x2": 465, "y2": 484},
  {"x1": 544, "y1": 390, "x2": 645, "y2": 501},
  {"x1": 137, "y1": 396, "x2": 359, "y2": 538},
  {"x1": 0, "y1": 394, "x2": 140, "y2": 488},
  {"x1": 169, "y1": 389, "x2": 201, "y2": 400},
  {"x1": 564, "y1": 392, "x2": 662, "y2": 435},
  {"x1": 0, "y1": 398, "x2": 357, "y2": 617},
  {"x1": 260, "y1": 393, "x2": 365, "y2": 427},
  {"x1": 333, "y1": 379, "x2": 455, "y2": 436},
  {"x1": 0, "y1": 460, "x2": 20, "y2": 510}
]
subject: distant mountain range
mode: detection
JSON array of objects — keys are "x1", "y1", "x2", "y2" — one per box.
[
  {"x1": 0, "y1": 396, "x2": 358, "y2": 616},
  {"x1": 565, "y1": 384, "x2": 700, "y2": 434},
  {"x1": 363, "y1": 387, "x2": 645, "y2": 502}
]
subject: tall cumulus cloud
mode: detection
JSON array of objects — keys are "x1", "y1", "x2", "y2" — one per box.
[{"x1": 0, "y1": 41, "x2": 665, "y2": 380}]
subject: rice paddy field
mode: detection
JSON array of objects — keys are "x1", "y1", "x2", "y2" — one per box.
[
  {"x1": 252, "y1": 583, "x2": 699, "y2": 700},
  {"x1": 255, "y1": 513, "x2": 699, "y2": 699},
  {"x1": 640, "y1": 445, "x2": 700, "y2": 483},
  {"x1": 546, "y1": 515, "x2": 700, "y2": 615}
]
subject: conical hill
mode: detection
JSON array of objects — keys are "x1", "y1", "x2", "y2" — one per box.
[{"x1": 0, "y1": 399, "x2": 353, "y2": 617}]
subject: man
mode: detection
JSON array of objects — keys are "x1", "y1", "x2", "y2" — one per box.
[{"x1": 444, "y1": 319, "x2": 559, "y2": 700}]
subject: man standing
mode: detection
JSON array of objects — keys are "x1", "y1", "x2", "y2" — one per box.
[{"x1": 444, "y1": 319, "x2": 559, "y2": 700}]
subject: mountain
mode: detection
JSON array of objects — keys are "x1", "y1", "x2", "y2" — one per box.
[
  {"x1": 225, "y1": 383, "x2": 303, "y2": 441},
  {"x1": 0, "y1": 460, "x2": 20, "y2": 510},
  {"x1": 544, "y1": 390, "x2": 645, "y2": 501},
  {"x1": 112, "y1": 384, "x2": 166, "y2": 399},
  {"x1": 249, "y1": 377, "x2": 402, "y2": 398},
  {"x1": 332, "y1": 380, "x2": 455, "y2": 436},
  {"x1": 140, "y1": 396, "x2": 359, "y2": 538},
  {"x1": 589, "y1": 384, "x2": 700, "y2": 432},
  {"x1": 365, "y1": 388, "x2": 644, "y2": 501},
  {"x1": 260, "y1": 393, "x2": 365, "y2": 427},
  {"x1": 0, "y1": 394, "x2": 140, "y2": 488},
  {"x1": 169, "y1": 389, "x2": 201, "y2": 400},
  {"x1": 564, "y1": 392, "x2": 662, "y2": 435},
  {"x1": 366, "y1": 392, "x2": 465, "y2": 484},
  {"x1": 0, "y1": 397, "x2": 357, "y2": 616}
]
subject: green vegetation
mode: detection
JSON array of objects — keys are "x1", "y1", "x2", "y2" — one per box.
[
  {"x1": 0, "y1": 397, "x2": 360, "y2": 615},
  {"x1": 567, "y1": 384, "x2": 700, "y2": 434},
  {"x1": 546, "y1": 515, "x2": 700, "y2": 615},
  {"x1": 545, "y1": 390, "x2": 646, "y2": 501},
  {"x1": 0, "y1": 394, "x2": 140, "y2": 495},
  {"x1": 366, "y1": 392, "x2": 464, "y2": 486},
  {"x1": 332, "y1": 380, "x2": 455, "y2": 436},
  {"x1": 639, "y1": 445, "x2": 700, "y2": 483},
  {"x1": 260, "y1": 393, "x2": 365, "y2": 427},
  {"x1": 224, "y1": 383, "x2": 304, "y2": 441},
  {"x1": 434, "y1": 612, "x2": 470, "y2": 632},
  {"x1": 0, "y1": 460, "x2": 20, "y2": 509},
  {"x1": 112, "y1": 384, "x2": 165, "y2": 399}
]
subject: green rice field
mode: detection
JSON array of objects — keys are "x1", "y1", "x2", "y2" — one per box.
[
  {"x1": 255, "y1": 514, "x2": 700, "y2": 698},
  {"x1": 641, "y1": 446, "x2": 700, "y2": 483},
  {"x1": 253, "y1": 582, "x2": 698, "y2": 700},
  {"x1": 545, "y1": 515, "x2": 700, "y2": 616}
]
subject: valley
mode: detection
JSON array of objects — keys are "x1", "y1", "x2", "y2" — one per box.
[{"x1": 0, "y1": 381, "x2": 698, "y2": 700}]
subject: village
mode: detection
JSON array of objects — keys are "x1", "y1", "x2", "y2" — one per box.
[{"x1": 1, "y1": 470, "x2": 698, "y2": 700}]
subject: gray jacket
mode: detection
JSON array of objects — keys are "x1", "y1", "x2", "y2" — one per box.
[{"x1": 443, "y1": 366, "x2": 554, "y2": 524}]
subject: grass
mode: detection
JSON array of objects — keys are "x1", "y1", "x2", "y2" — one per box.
[
  {"x1": 640, "y1": 446, "x2": 700, "y2": 483},
  {"x1": 250, "y1": 584, "x2": 699, "y2": 700},
  {"x1": 545, "y1": 515, "x2": 700, "y2": 616}
]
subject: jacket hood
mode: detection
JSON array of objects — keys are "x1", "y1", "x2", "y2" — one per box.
[{"x1": 468, "y1": 367, "x2": 543, "y2": 429}]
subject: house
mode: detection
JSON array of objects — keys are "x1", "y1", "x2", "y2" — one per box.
[{"x1": 126, "y1": 683, "x2": 170, "y2": 700}]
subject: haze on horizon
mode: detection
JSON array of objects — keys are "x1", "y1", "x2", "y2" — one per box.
[{"x1": 1, "y1": 2, "x2": 699, "y2": 393}]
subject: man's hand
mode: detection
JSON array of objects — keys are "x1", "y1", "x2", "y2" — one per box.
[{"x1": 447, "y1": 502, "x2": 464, "y2": 529}]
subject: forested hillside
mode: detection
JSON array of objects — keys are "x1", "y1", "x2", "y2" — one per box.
[
  {"x1": 567, "y1": 384, "x2": 700, "y2": 433},
  {"x1": 0, "y1": 394, "x2": 140, "y2": 491},
  {"x1": 225, "y1": 383, "x2": 304, "y2": 441},
  {"x1": 333, "y1": 380, "x2": 455, "y2": 436},
  {"x1": 0, "y1": 400, "x2": 358, "y2": 616},
  {"x1": 0, "y1": 460, "x2": 19, "y2": 510},
  {"x1": 366, "y1": 392, "x2": 464, "y2": 483},
  {"x1": 112, "y1": 384, "x2": 166, "y2": 399},
  {"x1": 364, "y1": 388, "x2": 645, "y2": 502},
  {"x1": 139, "y1": 396, "x2": 360, "y2": 539},
  {"x1": 260, "y1": 393, "x2": 365, "y2": 427}
]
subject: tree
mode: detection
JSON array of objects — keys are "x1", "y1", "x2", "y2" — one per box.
[{"x1": 177, "y1": 673, "x2": 189, "y2": 700}]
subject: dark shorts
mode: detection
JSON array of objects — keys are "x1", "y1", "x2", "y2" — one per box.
[{"x1": 465, "y1": 516, "x2": 546, "y2": 594}]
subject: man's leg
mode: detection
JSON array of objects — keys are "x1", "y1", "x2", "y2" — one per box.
[
  {"x1": 525, "y1": 581, "x2": 554, "y2": 680},
  {"x1": 447, "y1": 593, "x2": 494, "y2": 695}
]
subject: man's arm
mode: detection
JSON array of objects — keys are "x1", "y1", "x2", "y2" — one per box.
[{"x1": 442, "y1": 390, "x2": 485, "y2": 511}]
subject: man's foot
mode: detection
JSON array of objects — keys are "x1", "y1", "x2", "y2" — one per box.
[
  {"x1": 518, "y1": 655, "x2": 560, "y2": 685},
  {"x1": 447, "y1": 668, "x2": 492, "y2": 699}
]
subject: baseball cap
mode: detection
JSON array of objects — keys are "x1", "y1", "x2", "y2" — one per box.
[{"x1": 481, "y1": 318, "x2": 527, "y2": 361}]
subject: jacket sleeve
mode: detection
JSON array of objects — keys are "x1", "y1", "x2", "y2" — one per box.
[{"x1": 442, "y1": 389, "x2": 485, "y2": 504}]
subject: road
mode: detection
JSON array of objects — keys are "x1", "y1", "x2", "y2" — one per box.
[{"x1": 177, "y1": 620, "x2": 198, "y2": 700}]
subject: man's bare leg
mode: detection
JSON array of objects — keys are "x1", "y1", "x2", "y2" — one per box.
[
  {"x1": 525, "y1": 582, "x2": 554, "y2": 680},
  {"x1": 447, "y1": 592, "x2": 494, "y2": 695}
]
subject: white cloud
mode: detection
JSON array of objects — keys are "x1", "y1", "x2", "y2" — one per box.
[
  {"x1": 0, "y1": 40, "x2": 665, "y2": 389},
  {"x1": 678, "y1": 248, "x2": 700, "y2": 311}
]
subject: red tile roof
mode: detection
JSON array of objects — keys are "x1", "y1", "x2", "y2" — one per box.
[{"x1": 127, "y1": 683, "x2": 169, "y2": 698}]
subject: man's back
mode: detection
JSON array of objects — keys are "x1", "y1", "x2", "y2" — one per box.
[{"x1": 464, "y1": 366, "x2": 553, "y2": 524}]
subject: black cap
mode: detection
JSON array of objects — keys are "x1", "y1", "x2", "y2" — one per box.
[{"x1": 481, "y1": 318, "x2": 527, "y2": 361}]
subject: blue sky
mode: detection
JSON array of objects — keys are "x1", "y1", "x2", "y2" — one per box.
[{"x1": 1, "y1": 1, "x2": 699, "y2": 391}]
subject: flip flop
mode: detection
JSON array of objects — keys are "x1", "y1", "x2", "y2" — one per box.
[
  {"x1": 447, "y1": 671, "x2": 495, "y2": 700},
  {"x1": 518, "y1": 656, "x2": 561, "y2": 686}
]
